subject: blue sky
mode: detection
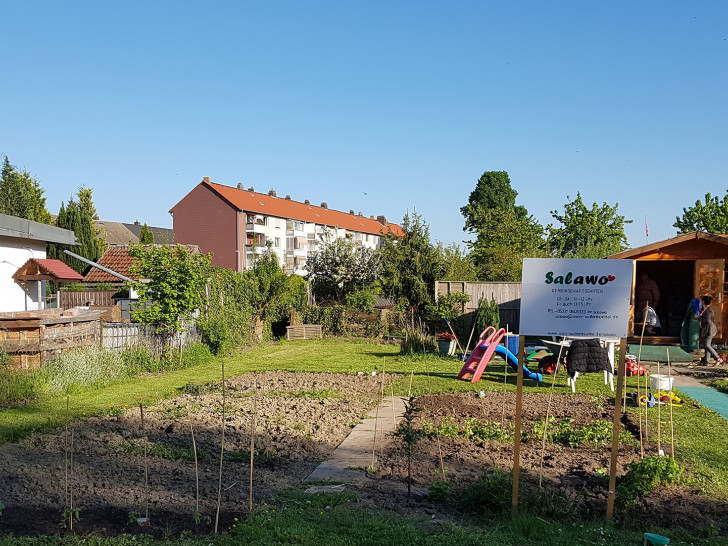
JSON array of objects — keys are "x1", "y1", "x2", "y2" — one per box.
[{"x1": 2, "y1": 1, "x2": 726, "y2": 249}]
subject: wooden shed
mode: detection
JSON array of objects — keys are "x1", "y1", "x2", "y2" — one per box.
[{"x1": 609, "y1": 231, "x2": 728, "y2": 343}]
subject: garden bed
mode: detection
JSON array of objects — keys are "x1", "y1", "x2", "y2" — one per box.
[{"x1": 0, "y1": 371, "x2": 726, "y2": 538}]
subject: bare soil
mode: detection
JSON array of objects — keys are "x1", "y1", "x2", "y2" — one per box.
[{"x1": 0, "y1": 371, "x2": 725, "y2": 538}]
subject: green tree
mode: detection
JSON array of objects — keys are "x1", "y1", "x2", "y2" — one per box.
[
  {"x1": 48, "y1": 188, "x2": 106, "y2": 274},
  {"x1": 461, "y1": 171, "x2": 544, "y2": 281},
  {"x1": 546, "y1": 193, "x2": 631, "y2": 258},
  {"x1": 139, "y1": 223, "x2": 155, "y2": 244},
  {"x1": 467, "y1": 207, "x2": 544, "y2": 281},
  {"x1": 674, "y1": 192, "x2": 728, "y2": 234},
  {"x1": 461, "y1": 171, "x2": 528, "y2": 231},
  {"x1": 244, "y1": 252, "x2": 306, "y2": 341},
  {"x1": 128, "y1": 244, "x2": 212, "y2": 340},
  {"x1": 0, "y1": 156, "x2": 52, "y2": 223},
  {"x1": 304, "y1": 229, "x2": 381, "y2": 304},
  {"x1": 379, "y1": 212, "x2": 445, "y2": 315},
  {"x1": 437, "y1": 243, "x2": 477, "y2": 281}
]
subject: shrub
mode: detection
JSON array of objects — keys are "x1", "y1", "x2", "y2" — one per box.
[
  {"x1": 616, "y1": 455, "x2": 683, "y2": 507},
  {"x1": 345, "y1": 289, "x2": 377, "y2": 312},
  {"x1": 399, "y1": 325, "x2": 437, "y2": 355},
  {"x1": 0, "y1": 349, "x2": 12, "y2": 367}
]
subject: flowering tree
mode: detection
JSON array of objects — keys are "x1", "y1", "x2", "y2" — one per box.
[{"x1": 304, "y1": 230, "x2": 381, "y2": 304}]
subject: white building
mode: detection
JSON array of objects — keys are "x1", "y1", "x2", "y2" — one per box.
[
  {"x1": 0, "y1": 213, "x2": 79, "y2": 312},
  {"x1": 171, "y1": 179, "x2": 403, "y2": 274}
]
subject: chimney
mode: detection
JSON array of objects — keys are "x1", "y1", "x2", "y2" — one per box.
[
  {"x1": 358, "y1": 211, "x2": 362, "y2": 216},
  {"x1": 349, "y1": 210, "x2": 355, "y2": 215},
  {"x1": 237, "y1": 183, "x2": 243, "y2": 189},
  {"x1": 285, "y1": 195, "x2": 291, "y2": 200},
  {"x1": 370, "y1": 216, "x2": 374, "y2": 219},
  {"x1": 268, "y1": 190, "x2": 277, "y2": 197},
  {"x1": 247, "y1": 187, "x2": 255, "y2": 192},
  {"x1": 304, "y1": 199, "x2": 310, "y2": 205},
  {"x1": 134, "y1": 220, "x2": 140, "y2": 225},
  {"x1": 377, "y1": 215, "x2": 387, "y2": 225},
  {"x1": 321, "y1": 202, "x2": 328, "y2": 209},
  {"x1": 203, "y1": 177, "x2": 210, "y2": 183}
]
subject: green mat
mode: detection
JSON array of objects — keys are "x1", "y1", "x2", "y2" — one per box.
[
  {"x1": 627, "y1": 344, "x2": 694, "y2": 363},
  {"x1": 679, "y1": 386, "x2": 728, "y2": 421}
]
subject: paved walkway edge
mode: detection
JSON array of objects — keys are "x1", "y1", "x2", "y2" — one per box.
[{"x1": 304, "y1": 395, "x2": 405, "y2": 483}]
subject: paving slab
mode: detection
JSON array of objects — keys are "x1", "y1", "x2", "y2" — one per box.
[{"x1": 305, "y1": 395, "x2": 405, "y2": 483}]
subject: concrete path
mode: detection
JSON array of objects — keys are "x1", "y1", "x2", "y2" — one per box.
[{"x1": 305, "y1": 395, "x2": 405, "y2": 483}]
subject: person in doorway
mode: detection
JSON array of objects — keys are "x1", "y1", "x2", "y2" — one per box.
[
  {"x1": 637, "y1": 272, "x2": 660, "y2": 322},
  {"x1": 699, "y1": 295, "x2": 723, "y2": 365}
]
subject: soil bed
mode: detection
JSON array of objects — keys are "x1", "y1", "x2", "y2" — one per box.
[{"x1": 0, "y1": 371, "x2": 726, "y2": 537}]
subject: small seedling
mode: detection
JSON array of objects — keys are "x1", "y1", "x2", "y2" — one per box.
[
  {"x1": 0, "y1": 501, "x2": 4, "y2": 517},
  {"x1": 60, "y1": 508, "x2": 81, "y2": 528},
  {"x1": 394, "y1": 395, "x2": 424, "y2": 496},
  {"x1": 193, "y1": 510, "x2": 211, "y2": 525},
  {"x1": 128, "y1": 511, "x2": 140, "y2": 524}
]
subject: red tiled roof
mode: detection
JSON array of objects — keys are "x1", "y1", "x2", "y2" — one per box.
[
  {"x1": 13, "y1": 259, "x2": 84, "y2": 282},
  {"x1": 84, "y1": 245, "x2": 202, "y2": 283},
  {"x1": 383, "y1": 222, "x2": 405, "y2": 238},
  {"x1": 189, "y1": 181, "x2": 402, "y2": 237},
  {"x1": 84, "y1": 245, "x2": 138, "y2": 283}
]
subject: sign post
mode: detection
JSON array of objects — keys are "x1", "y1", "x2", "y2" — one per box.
[{"x1": 515, "y1": 258, "x2": 633, "y2": 518}]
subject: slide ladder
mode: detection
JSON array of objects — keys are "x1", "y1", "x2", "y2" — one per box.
[{"x1": 458, "y1": 327, "x2": 506, "y2": 382}]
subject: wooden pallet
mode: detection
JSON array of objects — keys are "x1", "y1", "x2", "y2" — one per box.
[{"x1": 286, "y1": 324, "x2": 323, "y2": 340}]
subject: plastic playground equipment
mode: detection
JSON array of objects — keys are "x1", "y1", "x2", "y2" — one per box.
[{"x1": 458, "y1": 327, "x2": 543, "y2": 383}]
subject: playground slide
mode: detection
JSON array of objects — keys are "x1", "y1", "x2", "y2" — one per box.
[{"x1": 494, "y1": 345, "x2": 543, "y2": 383}]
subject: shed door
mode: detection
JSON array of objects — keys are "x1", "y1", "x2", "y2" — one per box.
[{"x1": 695, "y1": 259, "x2": 724, "y2": 342}]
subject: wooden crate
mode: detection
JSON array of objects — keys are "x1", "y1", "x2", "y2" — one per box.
[{"x1": 286, "y1": 324, "x2": 323, "y2": 340}]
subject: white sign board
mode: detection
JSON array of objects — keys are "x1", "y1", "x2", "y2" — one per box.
[{"x1": 520, "y1": 258, "x2": 633, "y2": 338}]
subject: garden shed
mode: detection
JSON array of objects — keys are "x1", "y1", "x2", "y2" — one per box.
[{"x1": 609, "y1": 231, "x2": 728, "y2": 344}]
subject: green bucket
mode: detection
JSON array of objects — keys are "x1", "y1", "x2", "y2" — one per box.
[{"x1": 643, "y1": 532, "x2": 669, "y2": 545}]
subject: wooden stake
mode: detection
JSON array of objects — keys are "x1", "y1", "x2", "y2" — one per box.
[
  {"x1": 65, "y1": 395, "x2": 69, "y2": 509},
  {"x1": 644, "y1": 364, "x2": 649, "y2": 443},
  {"x1": 140, "y1": 403, "x2": 149, "y2": 520},
  {"x1": 538, "y1": 344, "x2": 564, "y2": 488},
  {"x1": 250, "y1": 380, "x2": 257, "y2": 512},
  {"x1": 668, "y1": 350, "x2": 675, "y2": 459},
  {"x1": 606, "y1": 338, "x2": 627, "y2": 521},
  {"x1": 69, "y1": 430, "x2": 74, "y2": 531},
  {"x1": 408, "y1": 370, "x2": 414, "y2": 398},
  {"x1": 190, "y1": 424, "x2": 200, "y2": 522},
  {"x1": 214, "y1": 359, "x2": 226, "y2": 534},
  {"x1": 656, "y1": 352, "x2": 662, "y2": 455},
  {"x1": 511, "y1": 336, "x2": 525, "y2": 516},
  {"x1": 636, "y1": 318, "x2": 647, "y2": 459}
]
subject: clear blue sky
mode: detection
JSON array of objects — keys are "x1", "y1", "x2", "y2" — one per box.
[{"x1": 2, "y1": 1, "x2": 726, "y2": 249}]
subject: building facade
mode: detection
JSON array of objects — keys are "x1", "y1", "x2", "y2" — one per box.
[{"x1": 170, "y1": 178, "x2": 402, "y2": 274}]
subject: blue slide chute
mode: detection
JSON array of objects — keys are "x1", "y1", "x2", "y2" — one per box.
[{"x1": 494, "y1": 345, "x2": 543, "y2": 382}]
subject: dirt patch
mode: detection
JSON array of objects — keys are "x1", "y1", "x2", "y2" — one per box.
[{"x1": 0, "y1": 372, "x2": 726, "y2": 537}]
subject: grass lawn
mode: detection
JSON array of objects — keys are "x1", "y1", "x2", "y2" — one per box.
[{"x1": 2, "y1": 338, "x2": 728, "y2": 545}]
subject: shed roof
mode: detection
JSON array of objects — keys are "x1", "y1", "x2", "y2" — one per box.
[
  {"x1": 609, "y1": 231, "x2": 728, "y2": 259},
  {"x1": 0, "y1": 213, "x2": 78, "y2": 245},
  {"x1": 171, "y1": 180, "x2": 402, "y2": 237},
  {"x1": 12, "y1": 259, "x2": 84, "y2": 283}
]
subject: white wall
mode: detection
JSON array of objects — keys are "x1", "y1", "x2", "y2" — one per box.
[{"x1": 0, "y1": 236, "x2": 47, "y2": 312}]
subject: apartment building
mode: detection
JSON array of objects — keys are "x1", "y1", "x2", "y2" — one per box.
[{"x1": 170, "y1": 178, "x2": 403, "y2": 274}]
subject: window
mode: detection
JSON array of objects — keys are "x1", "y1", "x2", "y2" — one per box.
[
  {"x1": 275, "y1": 237, "x2": 281, "y2": 248},
  {"x1": 294, "y1": 221, "x2": 304, "y2": 231}
]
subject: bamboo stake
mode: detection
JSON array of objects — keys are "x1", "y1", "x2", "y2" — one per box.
[
  {"x1": 636, "y1": 316, "x2": 647, "y2": 459},
  {"x1": 391, "y1": 383, "x2": 396, "y2": 430},
  {"x1": 656, "y1": 352, "x2": 662, "y2": 455},
  {"x1": 644, "y1": 364, "x2": 649, "y2": 443},
  {"x1": 606, "y1": 338, "x2": 627, "y2": 520},
  {"x1": 538, "y1": 344, "x2": 564, "y2": 488},
  {"x1": 140, "y1": 403, "x2": 149, "y2": 520},
  {"x1": 214, "y1": 359, "x2": 226, "y2": 534},
  {"x1": 668, "y1": 349, "x2": 675, "y2": 459},
  {"x1": 69, "y1": 430, "x2": 74, "y2": 531},
  {"x1": 190, "y1": 424, "x2": 200, "y2": 522},
  {"x1": 408, "y1": 370, "x2": 414, "y2": 398},
  {"x1": 65, "y1": 395, "x2": 69, "y2": 509},
  {"x1": 445, "y1": 319, "x2": 464, "y2": 354},
  {"x1": 250, "y1": 380, "x2": 257, "y2": 512},
  {"x1": 498, "y1": 325, "x2": 511, "y2": 450},
  {"x1": 511, "y1": 336, "x2": 525, "y2": 516},
  {"x1": 424, "y1": 353, "x2": 446, "y2": 482}
]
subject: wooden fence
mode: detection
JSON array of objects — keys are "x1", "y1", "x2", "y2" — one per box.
[
  {"x1": 60, "y1": 290, "x2": 117, "y2": 309},
  {"x1": 435, "y1": 281, "x2": 522, "y2": 333}
]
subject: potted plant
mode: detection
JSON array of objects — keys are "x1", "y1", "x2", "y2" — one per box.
[{"x1": 436, "y1": 332, "x2": 456, "y2": 356}]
